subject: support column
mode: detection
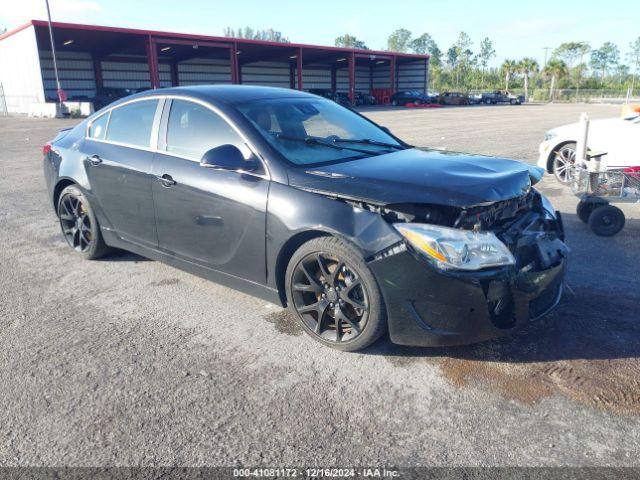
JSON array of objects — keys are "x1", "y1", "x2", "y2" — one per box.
[
  {"x1": 296, "y1": 48, "x2": 303, "y2": 90},
  {"x1": 92, "y1": 55, "x2": 103, "y2": 90},
  {"x1": 348, "y1": 52, "x2": 355, "y2": 104},
  {"x1": 230, "y1": 42, "x2": 240, "y2": 84},
  {"x1": 170, "y1": 61, "x2": 179, "y2": 87},
  {"x1": 389, "y1": 56, "x2": 396, "y2": 94},
  {"x1": 331, "y1": 66, "x2": 337, "y2": 92},
  {"x1": 289, "y1": 63, "x2": 295, "y2": 89},
  {"x1": 146, "y1": 35, "x2": 160, "y2": 89}
]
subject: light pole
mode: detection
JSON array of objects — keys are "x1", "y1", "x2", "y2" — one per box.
[{"x1": 45, "y1": 0, "x2": 63, "y2": 117}]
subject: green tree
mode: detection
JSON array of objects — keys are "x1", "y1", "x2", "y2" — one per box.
[
  {"x1": 224, "y1": 27, "x2": 289, "y2": 43},
  {"x1": 590, "y1": 42, "x2": 620, "y2": 81},
  {"x1": 387, "y1": 29, "x2": 412, "y2": 52},
  {"x1": 543, "y1": 59, "x2": 568, "y2": 102},
  {"x1": 500, "y1": 59, "x2": 517, "y2": 90},
  {"x1": 454, "y1": 32, "x2": 473, "y2": 87},
  {"x1": 627, "y1": 37, "x2": 640, "y2": 93},
  {"x1": 553, "y1": 42, "x2": 590, "y2": 68},
  {"x1": 334, "y1": 34, "x2": 368, "y2": 49},
  {"x1": 518, "y1": 58, "x2": 539, "y2": 101},
  {"x1": 478, "y1": 37, "x2": 495, "y2": 87}
]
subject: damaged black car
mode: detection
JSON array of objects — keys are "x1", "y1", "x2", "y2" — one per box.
[{"x1": 43, "y1": 86, "x2": 568, "y2": 351}]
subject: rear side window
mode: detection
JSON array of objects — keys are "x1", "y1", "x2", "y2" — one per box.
[
  {"x1": 166, "y1": 99, "x2": 249, "y2": 160},
  {"x1": 88, "y1": 113, "x2": 109, "y2": 140},
  {"x1": 105, "y1": 100, "x2": 159, "y2": 148}
]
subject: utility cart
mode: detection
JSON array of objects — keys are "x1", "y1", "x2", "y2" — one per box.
[{"x1": 572, "y1": 163, "x2": 640, "y2": 236}]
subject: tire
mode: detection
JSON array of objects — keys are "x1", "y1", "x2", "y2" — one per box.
[
  {"x1": 391, "y1": 100, "x2": 398, "y2": 106},
  {"x1": 285, "y1": 236, "x2": 387, "y2": 351},
  {"x1": 588, "y1": 205, "x2": 625, "y2": 237},
  {"x1": 576, "y1": 200, "x2": 596, "y2": 224},
  {"x1": 57, "y1": 184, "x2": 110, "y2": 260},
  {"x1": 510, "y1": 99, "x2": 517, "y2": 105},
  {"x1": 552, "y1": 142, "x2": 577, "y2": 184}
]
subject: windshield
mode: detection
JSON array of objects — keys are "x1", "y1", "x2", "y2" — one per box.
[{"x1": 236, "y1": 97, "x2": 403, "y2": 166}]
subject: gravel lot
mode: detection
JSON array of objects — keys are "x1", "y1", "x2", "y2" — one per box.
[{"x1": 0, "y1": 103, "x2": 639, "y2": 467}]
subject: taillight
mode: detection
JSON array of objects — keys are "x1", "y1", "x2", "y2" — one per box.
[
  {"x1": 42, "y1": 143, "x2": 52, "y2": 156},
  {"x1": 623, "y1": 166, "x2": 640, "y2": 173}
]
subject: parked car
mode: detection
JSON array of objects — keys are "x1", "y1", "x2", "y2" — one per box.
[
  {"x1": 354, "y1": 91, "x2": 377, "y2": 106},
  {"x1": 390, "y1": 90, "x2": 430, "y2": 106},
  {"x1": 43, "y1": 86, "x2": 567, "y2": 351},
  {"x1": 468, "y1": 93, "x2": 483, "y2": 105},
  {"x1": 438, "y1": 92, "x2": 469, "y2": 106},
  {"x1": 481, "y1": 90, "x2": 524, "y2": 105},
  {"x1": 538, "y1": 114, "x2": 640, "y2": 183}
]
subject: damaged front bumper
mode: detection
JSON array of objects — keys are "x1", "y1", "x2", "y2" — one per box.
[{"x1": 369, "y1": 204, "x2": 568, "y2": 347}]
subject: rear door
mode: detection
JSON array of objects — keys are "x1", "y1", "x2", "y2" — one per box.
[
  {"x1": 151, "y1": 98, "x2": 269, "y2": 283},
  {"x1": 82, "y1": 98, "x2": 162, "y2": 247}
]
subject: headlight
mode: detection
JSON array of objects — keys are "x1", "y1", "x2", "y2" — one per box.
[
  {"x1": 394, "y1": 223, "x2": 515, "y2": 271},
  {"x1": 544, "y1": 131, "x2": 557, "y2": 142}
]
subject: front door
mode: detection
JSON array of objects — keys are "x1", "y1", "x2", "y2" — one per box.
[
  {"x1": 82, "y1": 98, "x2": 161, "y2": 247},
  {"x1": 151, "y1": 99, "x2": 269, "y2": 283}
]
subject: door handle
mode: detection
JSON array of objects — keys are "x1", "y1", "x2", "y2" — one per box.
[
  {"x1": 156, "y1": 174, "x2": 176, "y2": 187},
  {"x1": 86, "y1": 154, "x2": 102, "y2": 166}
]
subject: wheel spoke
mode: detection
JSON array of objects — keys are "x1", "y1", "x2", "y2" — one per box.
[
  {"x1": 331, "y1": 261, "x2": 344, "y2": 286},
  {"x1": 343, "y1": 279, "x2": 362, "y2": 296},
  {"x1": 299, "y1": 263, "x2": 322, "y2": 290},
  {"x1": 337, "y1": 308, "x2": 361, "y2": 335},
  {"x1": 293, "y1": 283, "x2": 321, "y2": 293},
  {"x1": 343, "y1": 296, "x2": 368, "y2": 311},
  {"x1": 315, "y1": 254, "x2": 332, "y2": 280}
]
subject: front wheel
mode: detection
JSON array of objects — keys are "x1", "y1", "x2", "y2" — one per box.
[
  {"x1": 588, "y1": 205, "x2": 625, "y2": 237},
  {"x1": 576, "y1": 200, "x2": 597, "y2": 224},
  {"x1": 57, "y1": 185, "x2": 110, "y2": 259},
  {"x1": 391, "y1": 100, "x2": 398, "y2": 106},
  {"x1": 285, "y1": 237, "x2": 387, "y2": 351},
  {"x1": 552, "y1": 142, "x2": 577, "y2": 184}
]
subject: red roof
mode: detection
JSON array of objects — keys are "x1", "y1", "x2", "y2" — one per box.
[{"x1": 1, "y1": 20, "x2": 429, "y2": 60}]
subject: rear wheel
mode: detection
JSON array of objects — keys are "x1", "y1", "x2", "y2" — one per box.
[
  {"x1": 484, "y1": 98, "x2": 492, "y2": 105},
  {"x1": 57, "y1": 185, "x2": 110, "y2": 260},
  {"x1": 391, "y1": 100, "x2": 398, "y2": 106},
  {"x1": 576, "y1": 200, "x2": 596, "y2": 224},
  {"x1": 588, "y1": 205, "x2": 625, "y2": 237},
  {"x1": 552, "y1": 142, "x2": 577, "y2": 184},
  {"x1": 285, "y1": 237, "x2": 386, "y2": 351}
]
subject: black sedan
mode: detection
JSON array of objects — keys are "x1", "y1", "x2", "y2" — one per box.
[
  {"x1": 390, "y1": 90, "x2": 431, "y2": 106},
  {"x1": 43, "y1": 86, "x2": 567, "y2": 351}
]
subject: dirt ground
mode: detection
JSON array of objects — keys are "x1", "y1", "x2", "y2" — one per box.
[{"x1": 0, "y1": 103, "x2": 639, "y2": 466}]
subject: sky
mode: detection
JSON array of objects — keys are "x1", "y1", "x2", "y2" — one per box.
[{"x1": 1, "y1": 0, "x2": 637, "y2": 67}]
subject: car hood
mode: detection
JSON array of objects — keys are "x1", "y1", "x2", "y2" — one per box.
[
  {"x1": 549, "y1": 117, "x2": 627, "y2": 137},
  {"x1": 288, "y1": 148, "x2": 542, "y2": 208}
]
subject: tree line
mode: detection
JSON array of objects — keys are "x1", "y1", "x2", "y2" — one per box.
[
  {"x1": 224, "y1": 26, "x2": 640, "y2": 99},
  {"x1": 336, "y1": 30, "x2": 640, "y2": 99}
]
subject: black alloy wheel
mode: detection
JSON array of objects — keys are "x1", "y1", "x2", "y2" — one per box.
[
  {"x1": 57, "y1": 185, "x2": 110, "y2": 259},
  {"x1": 286, "y1": 237, "x2": 386, "y2": 351}
]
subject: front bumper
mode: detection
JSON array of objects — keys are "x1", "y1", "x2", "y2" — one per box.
[
  {"x1": 538, "y1": 141, "x2": 553, "y2": 170},
  {"x1": 369, "y1": 248, "x2": 565, "y2": 347}
]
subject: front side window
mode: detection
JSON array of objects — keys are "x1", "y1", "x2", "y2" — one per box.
[
  {"x1": 166, "y1": 99, "x2": 250, "y2": 160},
  {"x1": 88, "y1": 112, "x2": 109, "y2": 140},
  {"x1": 105, "y1": 99, "x2": 159, "y2": 148},
  {"x1": 237, "y1": 97, "x2": 403, "y2": 166}
]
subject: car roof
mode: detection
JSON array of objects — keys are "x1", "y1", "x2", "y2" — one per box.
[{"x1": 133, "y1": 85, "x2": 316, "y2": 105}]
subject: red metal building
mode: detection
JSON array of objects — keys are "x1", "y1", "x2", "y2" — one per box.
[{"x1": 0, "y1": 20, "x2": 429, "y2": 114}]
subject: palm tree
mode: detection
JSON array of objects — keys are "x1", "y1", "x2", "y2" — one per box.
[
  {"x1": 542, "y1": 59, "x2": 568, "y2": 102},
  {"x1": 518, "y1": 58, "x2": 539, "y2": 102},
  {"x1": 500, "y1": 59, "x2": 517, "y2": 90}
]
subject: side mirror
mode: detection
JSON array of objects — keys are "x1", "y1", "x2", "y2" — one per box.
[{"x1": 200, "y1": 144, "x2": 259, "y2": 172}]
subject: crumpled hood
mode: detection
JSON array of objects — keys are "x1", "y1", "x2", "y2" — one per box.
[{"x1": 288, "y1": 148, "x2": 543, "y2": 208}]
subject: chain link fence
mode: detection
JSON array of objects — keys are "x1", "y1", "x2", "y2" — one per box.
[{"x1": 528, "y1": 88, "x2": 639, "y2": 104}]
